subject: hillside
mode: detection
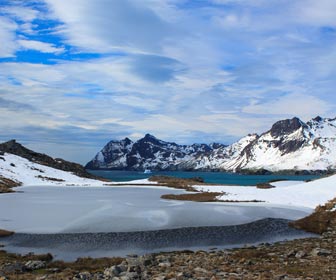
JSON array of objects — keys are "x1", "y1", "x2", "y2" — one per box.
[
  {"x1": 0, "y1": 140, "x2": 96, "y2": 179},
  {"x1": 86, "y1": 116, "x2": 336, "y2": 172},
  {"x1": 0, "y1": 141, "x2": 106, "y2": 189}
]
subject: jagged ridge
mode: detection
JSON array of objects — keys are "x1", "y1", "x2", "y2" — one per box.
[{"x1": 86, "y1": 116, "x2": 336, "y2": 172}]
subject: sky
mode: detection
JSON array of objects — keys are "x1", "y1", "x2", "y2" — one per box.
[{"x1": 0, "y1": 0, "x2": 336, "y2": 164}]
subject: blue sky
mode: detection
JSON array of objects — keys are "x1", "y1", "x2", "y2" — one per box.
[{"x1": 0, "y1": 0, "x2": 336, "y2": 163}]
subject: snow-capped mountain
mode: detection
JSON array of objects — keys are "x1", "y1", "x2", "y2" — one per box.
[
  {"x1": 86, "y1": 116, "x2": 336, "y2": 173},
  {"x1": 236, "y1": 116, "x2": 336, "y2": 172},
  {"x1": 86, "y1": 133, "x2": 226, "y2": 170}
]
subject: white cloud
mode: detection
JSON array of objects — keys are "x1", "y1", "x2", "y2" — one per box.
[
  {"x1": 1, "y1": 0, "x2": 336, "y2": 161},
  {"x1": 295, "y1": 0, "x2": 336, "y2": 26},
  {"x1": 18, "y1": 39, "x2": 65, "y2": 54},
  {"x1": 242, "y1": 94, "x2": 333, "y2": 120},
  {"x1": 44, "y1": 0, "x2": 172, "y2": 54},
  {"x1": 0, "y1": 5, "x2": 39, "y2": 22},
  {"x1": 0, "y1": 16, "x2": 18, "y2": 57}
]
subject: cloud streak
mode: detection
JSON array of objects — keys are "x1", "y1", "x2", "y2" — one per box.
[{"x1": 0, "y1": 0, "x2": 335, "y2": 163}]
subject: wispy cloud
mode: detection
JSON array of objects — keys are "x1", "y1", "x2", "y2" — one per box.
[
  {"x1": 0, "y1": 0, "x2": 335, "y2": 163},
  {"x1": 17, "y1": 39, "x2": 64, "y2": 54},
  {"x1": 0, "y1": 16, "x2": 18, "y2": 57}
]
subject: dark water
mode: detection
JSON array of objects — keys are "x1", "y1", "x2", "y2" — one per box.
[
  {"x1": 89, "y1": 170, "x2": 320, "y2": 185},
  {"x1": 1, "y1": 218, "x2": 316, "y2": 261}
]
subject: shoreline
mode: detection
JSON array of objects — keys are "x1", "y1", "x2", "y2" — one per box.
[
  {"x1": 1, "y1": 218, "x2": 316, "y2": 260},
  {"x1": 0, "y1": 226, "x2": 335, "y2": 279}
]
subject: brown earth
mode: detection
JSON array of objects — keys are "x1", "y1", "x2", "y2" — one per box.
[
  {"x1": 290, "y1": 198, "x2": 336, "y2": 234},
  {"x1": 256, "y1": 183, "x2": 275, "y2": 189},
  {"x1": 161, "y1": 192, "x2": 223, "y2": 202},
  {"x1": 148, "y1": 175, "x2": 204, "y2": 191},
  {"x1": 0, "y1": 176, "x2": 21, "y2": 193},
  {"x1": 0, "y1": 229, "x2": 14, "y2": 237}
]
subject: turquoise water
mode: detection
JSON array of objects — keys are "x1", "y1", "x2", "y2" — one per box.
[{"x1": 88, "y1": 170, "x2": 320, "y2": 186}]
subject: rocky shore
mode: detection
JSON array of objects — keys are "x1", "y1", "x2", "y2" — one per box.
[{"x1": 0, "y1": 225, "x2": 335, "y2": 280}]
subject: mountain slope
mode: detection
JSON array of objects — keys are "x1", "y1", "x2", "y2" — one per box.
[
  {"x1": 0, "y1": 140, "x2": 105, "y2": 187},
  {"x1": 0, "y1": 140, "x2": 96, "y2": 179},
  {"x1": 235, "y1": 117, "x2": 336, "y2": 171},
  {"x1": 0, "y1": 153, "x2": 106, "y2": 187},
  {"x1": 87, "y1": 116, "x2": 336, "y2": 172}
]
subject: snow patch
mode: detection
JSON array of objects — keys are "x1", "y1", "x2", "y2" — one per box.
[
  {"x1": 194, "y1": 174, "x2": 336, "y2": 209},
  {"x1": 0, "y1": 153, "x2": 105, "y2": 187}
]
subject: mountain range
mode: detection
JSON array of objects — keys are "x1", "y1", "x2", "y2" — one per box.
[{"x1": 86, "y1": 116, "x2": 336, "y2": 173}]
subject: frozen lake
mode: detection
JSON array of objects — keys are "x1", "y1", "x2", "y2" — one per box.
[
  {"x1": 0, "y1": 185, "x2": 311, "y2": 233},
  {"x1": 0, "y1": 185, "x2": 315, "y2": 260}
]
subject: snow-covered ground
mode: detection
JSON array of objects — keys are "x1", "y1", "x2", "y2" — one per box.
[
  {"x1": 0, "y1": 153, "x2": 106, "y2": 186},
  {"x1": 0, "y1": 153, "x2": 159, "y2": 187},
  {"x1": 194, "y1": 175, "x2": 336, "y2": 209},
  {"x1": 1, "y1": 151, "x2": 335, "y2": 212}
]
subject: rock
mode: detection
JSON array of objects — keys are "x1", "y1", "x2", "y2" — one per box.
[
  {"x1": 152, "y1": 276, "x2": 166, "y2": 280},
  {"x1": 158, "y1": 261, "x2": 171, "y2": 268},
  {"x1": 73, "y1": 271, "x2": 92, "y2": 280},
  {"x1": 311, "y1": 248, "x2": 332, "y2": 256},
  {"x1": 138, "y1": 254, "x2": 155, "y2": 266},
  {"x1": 193, "y1": 267, "x2": 208, "y2": 274},
  {"x1": 286, "y1": 250, "x2": 296, "y2": 258},
  {"x1": 92, "y1": 272, "x2": 105, "y2": 280},
  {"x1": 126, "y1": 256, "x2": 142, "y2": 268},
  {"x1": 104, "y1": 265, "x2": 122, "y2": 277},
  {"x1": 2, "y1": 262, "x2": 26, "y2": 273},
  {"x1": 24, "y1": 260, "x2": 46, "y2": 270},
  {"x1": 120, "y1": 271, "x2": 140, "y2": 280},
  {"x1": 36, "y1": 276, "x2": 51, "y2": 280},
  {"x1": 295, "y1": 251, "x2": 307, "y2": 258}
]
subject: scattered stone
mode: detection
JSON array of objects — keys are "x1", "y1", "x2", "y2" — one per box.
[
  {"x1": 158, "y1": 261, "x2": 171, "y2": 268},
  {"x1": 295, "y1": 250, "x2": 307, "y2": 258},
  {"x1": 1, "y1": 221, "x2": 336, "y2": 280},
  {"x1": 286, "y1": 250, "x2": 296, "y2": 258},
  {"x1": 73, "y1": 271, "x2": 92, "y2": 280},
  {"x1": 2, "y1": 262, "x2": 26, "y2": 273},
  {"x1": 24, "y1": 260, "x2": 46, "y2": 270},
  {"x1": 104, "y1": 265, "x2": 122, "y2": 277},
  {"x1": 311, "y1": 248, "x2": 332, "y2": 256}
]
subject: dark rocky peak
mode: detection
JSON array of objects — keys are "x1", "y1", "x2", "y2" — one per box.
[
  {"x1": 141, "y1": 134, "x2": 159, "y2": 143},
  {"x1": 269, "y1": 117, "x2": 307, "y2": 138},
  {"x1": 107, "y1": 137, "x2": 133, "y2": 145},
  {"x1": 313, "y1": 116, "x2": 336, "y2": 124},
  {"x1": 209, "y1": 143, "x2": 227, "y2": 149},
  {"x1": 313, "y1": 116, "x2": 323, "y2": 122},
  {"x1": 307, "y1": 116, "x2": 324, "y2": 127},
  {"x1": 144, "y1": 133, "x2": 156, "y2": 140},
  {"x1": 190, "y1": 143, "x2": 212, "y2": 152},
  {"x1": 0, "y1": 139, "x2": 41, "y2": 159},
  {"x1": 138, "y1": 134, "x2": 176, "y2": 147},
  {"x1": 122, "y1": 137, "x2": 132, "y2": 145},
  {"x1": 1, "y1": 139, "x2": 17, "y2": 146}
]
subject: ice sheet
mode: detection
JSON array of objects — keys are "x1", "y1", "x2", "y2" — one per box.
[{"x1": 0, "y1": 186, "x2": 311, "y2": 234}]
